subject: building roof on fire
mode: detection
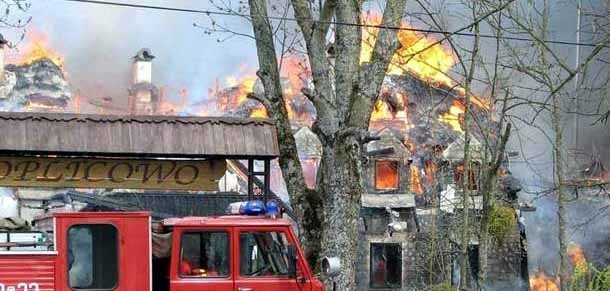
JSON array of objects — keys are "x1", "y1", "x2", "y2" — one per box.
[{"x1": 0, "y1": 112, "x2": 279, "y2": 158}]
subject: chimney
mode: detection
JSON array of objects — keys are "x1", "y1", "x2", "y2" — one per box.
[
  {"x1": 132, "y1": 48, "x2": 154, "y2": 84},
  {"x1": 0, "y1": 34, "x2": 8, "y2": 84}
]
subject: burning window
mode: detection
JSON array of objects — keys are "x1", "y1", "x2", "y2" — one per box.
[
  {"x1": 453, "y1": 162, "x2": 480, "y2": 190},
  {"x1": 375, "y1": 160, "x2": 399, "y2": 190},
  {"x1": 370, "y1": 243, "x2": 402, "y2": 288}
]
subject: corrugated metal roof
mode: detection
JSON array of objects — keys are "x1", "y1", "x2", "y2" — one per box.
[
  {"x1": 75, "y1": 191, "x2": 295, "y2": 220},
  {"x1": 0, "y1": 112, "x2": 279, "y2": 158}
]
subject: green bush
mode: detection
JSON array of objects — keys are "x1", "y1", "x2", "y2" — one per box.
[
  {"x1": 488, "y1": 204, "x2": 516, "y2": 243},
  {"x1": 569, "y1": 264, "x2": 610, "y2": 291}
]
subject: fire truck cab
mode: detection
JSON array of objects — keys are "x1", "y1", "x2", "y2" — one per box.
[{"x1": 0, "y1": 211, "x2": 325, "y2": 291}]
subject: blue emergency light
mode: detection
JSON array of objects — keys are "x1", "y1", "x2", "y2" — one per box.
[
  {"x1": 242, "y1": 200, "x2": 266, "y2": 215},
  {"x1": 225, "y1": 200, "x2": 282, "y2": 218}
]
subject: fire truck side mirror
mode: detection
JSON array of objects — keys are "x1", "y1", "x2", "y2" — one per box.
[
  {"x1": 286, "y1": 244, "x2": 298, "y2": 278},
  {"x1": 321, "y1": 256, "x2": 341, "y2": 278}
]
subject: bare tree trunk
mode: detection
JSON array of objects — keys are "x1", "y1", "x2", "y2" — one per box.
[
  {"x1": 248, "y1": 0, "x2": 323, "y2": 267},
  {"x1": 477, "y1": 8, "x2": 508, "y2": 287},
  {"x1": 552, "y1": 93, "x2": 569, "y2": 291},
  {"x1": 248, "y1": 1, "x2": 407, "y2": 289},
  {"x1": 458, "y1": 4, "x2": 481, "y2": 290}
]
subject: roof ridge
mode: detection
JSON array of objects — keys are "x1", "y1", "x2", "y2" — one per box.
[{"x1": 0, "y1": 112, "x2": 275, "y2": 126}]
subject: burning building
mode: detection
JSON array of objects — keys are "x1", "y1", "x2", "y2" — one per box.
[
  {"x1": 0, "y1": 33, "x2": 72, "y2": 112},
  {"x1": 0, "y1": 17, "x2": 535, "y2": 289}
]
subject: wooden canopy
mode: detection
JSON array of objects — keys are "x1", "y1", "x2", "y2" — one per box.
[{"x1": 0, "y1": 112, "x2": 279, "y2": 159}]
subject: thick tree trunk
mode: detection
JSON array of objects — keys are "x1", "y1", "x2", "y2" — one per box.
[
  {"x1": 247, "y1": 0, "x2": 323, "y2": 267},
  {"x1": 318, "y1": 140, "x2": 363, "y2": 290},
  {"x1": 249, "y1": 1, "x2": 407, "y2": 289}
]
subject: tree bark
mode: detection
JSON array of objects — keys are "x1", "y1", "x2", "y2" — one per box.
[
  {"x1": 458, "y1": 5, "x2": 481, "y2": 290},
  {"x1": 249, "y1": 0, "x2": 407, "y2": 289},
  {"x1": 552, "y1": 92, "x2": 569, "y2": 291},
  {"x1": 248, "y1": 0, "x2": 323, "y2": 267}
]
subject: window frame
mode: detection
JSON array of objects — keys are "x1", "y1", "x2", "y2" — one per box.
[
  {"x1": 178, "y1": 230, "x2": 231, "y2": 279},
  {"x1": 238, "y1": 230, "x2": 292, "y2": 278},
  {"x1": 374, "y1": 160, "x2": 400, "y2": 191},
  {"x1": 66, "y1": 223, "x2": 120, "y2": 291},
  {"x1": 369, "y1": 242, "x2": 403, "y2": 289}
]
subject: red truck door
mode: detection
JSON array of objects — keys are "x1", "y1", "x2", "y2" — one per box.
[
  {"x1": 54, "y1": 212, "x2": 151, "y2": 291},
  {"x1": 233, "y1": 226, "x2": 311, "y2": 291},
  {"x1": 170, "y1": 227, "x2": 234, "y2": 291}
]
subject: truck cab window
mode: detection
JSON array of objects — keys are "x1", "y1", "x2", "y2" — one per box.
[
  {"x1": 240, "y1": 231, "x2": 290, "y2": 277},
  {"x1": 67, "y1": 224, "x2": 118, "y2": 290},
  {"x1": 179, "y1": 231, "x2": 229, "y2": 278}
]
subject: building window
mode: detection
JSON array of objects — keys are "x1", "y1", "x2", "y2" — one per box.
[
  {"x1": 370, "y1": 243, "x2": 402, "y2": 289},
  {"x1": 67, "y1": 224, "x2": 118, "y2": 289},
  {"x1": 375, "y1": 160, "x2": 399, "y2": 190},
  {"x1": 180, "y1": 231, "x2": 230, "y2": 277},
  {"x1": 240, "y1": 231, "x2": 290, "y2": 276},
  {"x1": 453, "y1": 162, "x2": 480, "y2": 190}
]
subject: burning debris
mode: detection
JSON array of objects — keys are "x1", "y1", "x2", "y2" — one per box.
[
  {"x1": 530, "y1": 271, "x2": 559, "y2": 291},
  {"x1": 0, "y1": 31, "x2": 71, "y2": 112}
]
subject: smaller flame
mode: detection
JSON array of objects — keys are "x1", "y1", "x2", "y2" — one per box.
[
  {"x1": 249, "y1": 106, "x2": 268, "y2": 118},
  {"x1": 529, "y1": 271, "x2": 559, "y2": 291},
  {"x1": 568, "y1": 244, "x2": 588, "y2": 272},
  {"x1": 438, "y1": 100, "x2": 465, "y2": 132},
  {"x1": 13, "y1": 30, "x2": 64, "y2": 69},
  {"x1": 424, "y1": 161, "x2": 437, "y2": 186},
  {"x1": 410, "y1": 164, "x2": 424, "y2": 194}
]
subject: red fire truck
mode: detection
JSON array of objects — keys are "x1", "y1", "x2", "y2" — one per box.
[{"x1": 0, "y1": 208, "x2": 327, "y2": 291}]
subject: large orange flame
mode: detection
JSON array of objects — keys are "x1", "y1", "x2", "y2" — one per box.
[
  {"x1": 208, "y1": 55, "x2": 312, "y2": 122},
  {"x1": 438, "y1": 100, "x2": 466, "y2": 132},
  {"x1": 360, "y1": 12, "x2": 455, "y2": 86},
  {"x1": 529, "y1": 271, "x2": 559, "y2": 291},
  {"x1": 13, "y1": 30, "x2": 64, "y2": 69}
]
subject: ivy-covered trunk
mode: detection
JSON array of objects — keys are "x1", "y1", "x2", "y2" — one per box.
[{"x1": 318, "y1": 139, "x2": 365, "y2": 289}]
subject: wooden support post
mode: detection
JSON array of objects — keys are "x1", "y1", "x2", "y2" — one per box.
[
  {"x1": 264, "y1": 159, "x2": 271, "y2": 202},
  {"x1": 248, "y1": 159, "x2": 254, "y2": 200}
]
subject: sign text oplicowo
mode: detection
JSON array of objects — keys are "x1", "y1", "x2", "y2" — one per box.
[{"x1": 0, "y1": 157, "x2": 226, "y2": 191}]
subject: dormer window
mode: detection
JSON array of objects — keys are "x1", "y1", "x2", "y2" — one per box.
[{"x1": 375, "y1": 160, "x2": 399, "y2": 190}]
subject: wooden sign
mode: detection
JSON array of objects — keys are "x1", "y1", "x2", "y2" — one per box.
[{"x1": 0, "y1": 156, "x2": 226, "y2": 191}]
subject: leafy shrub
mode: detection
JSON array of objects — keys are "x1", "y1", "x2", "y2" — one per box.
[
  {"x1": 429, "y1": 283, "x2": 457, "y2": 291},
  {"x1": 488, "y1": 204, "x2": 516, "y2": 243}
]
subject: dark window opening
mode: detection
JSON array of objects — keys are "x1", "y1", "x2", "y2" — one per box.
[
  {"x1": 240, "y1": 231, "x2": 290, "y2": 277},
  {"x1": 67, "y1": 224, "x2": 118, "y2": 290},
  {"x1": 375, "y1": 160, "x2": 399, "y2": 190},
  {"x1": 180, "y1": 231, "x2": 229, "y2": 278},
  {"x1": 370, "y1": 243, "x2": 402, "y2": 288}
]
